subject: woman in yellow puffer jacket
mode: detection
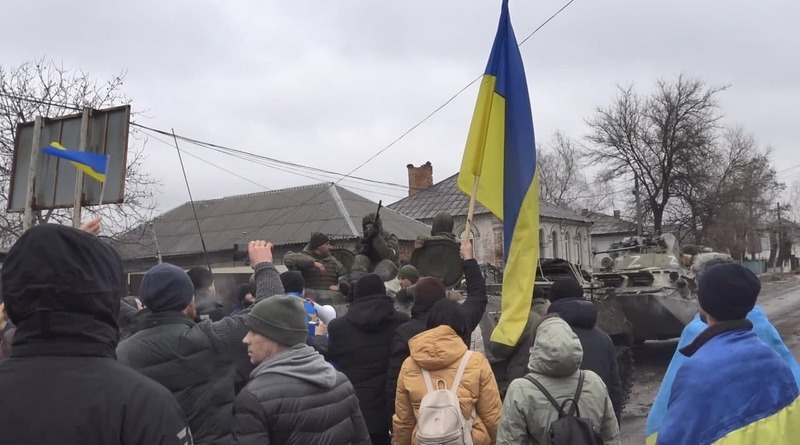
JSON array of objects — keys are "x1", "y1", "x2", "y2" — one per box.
[{"x1": 393, "y1": 299, "x2": 502, "y2": 445}]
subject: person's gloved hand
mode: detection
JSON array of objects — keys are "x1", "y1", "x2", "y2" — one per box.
[{"x1": 337, "y1": 280, "x2": 351, "y2": 298}]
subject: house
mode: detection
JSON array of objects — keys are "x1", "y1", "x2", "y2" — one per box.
[
  {"x1": 388, "y1": 162, "x2": 593, "y2": 266},
  {"x1": 582, "y1": 210, "x2": 638, "y2": 254},
  {"x1": 113, "y1": 182, "x2": 431, "y2": 275}
]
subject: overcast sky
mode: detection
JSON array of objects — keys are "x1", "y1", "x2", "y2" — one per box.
[{"x1": 3, "y1": 1, "x2": 799, "y2": 214}]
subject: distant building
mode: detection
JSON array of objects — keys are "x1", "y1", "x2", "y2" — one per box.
[
  {"x1": 389, "y1": 163, "x2": 593, "y2": 266},
  {"x1": 113, "y1": 182, "x2": 431, "y2": 277},
  {"x1": 582, "y1": 210, "x2": 638, "y2": 254}
]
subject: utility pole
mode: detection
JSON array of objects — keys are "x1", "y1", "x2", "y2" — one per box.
[
  {"x1": 634, "y1": 175, "x2": 643, "y2": 237},
  {"x1": 776, "y1": 202, "x2": 784, "y2": 270}
]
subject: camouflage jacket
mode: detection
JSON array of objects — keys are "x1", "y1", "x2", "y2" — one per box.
[{"x1": 284, "y1": 246, "x2": 348, "y2": 290}]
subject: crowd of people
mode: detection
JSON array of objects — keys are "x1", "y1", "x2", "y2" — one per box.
[{"x1": 0, "y1": 215, "x2": 799, "y2": 444}]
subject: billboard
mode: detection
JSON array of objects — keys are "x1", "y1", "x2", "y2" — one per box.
[{"x1": 8, "y1": 105, "x2": 130, "y2": 212}]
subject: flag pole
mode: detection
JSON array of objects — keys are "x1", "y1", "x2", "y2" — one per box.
[
  {"x1": 464, "y1": 175, "x2": 481, "y2": 241},
  {"x1": 98, "y1": 154, "x2": 110, "y2": 206}
]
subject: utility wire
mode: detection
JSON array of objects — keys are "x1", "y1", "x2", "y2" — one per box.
[
  {"x1": 171, "y1": 128, "x2": 212, "y2": 271},
  {"x1": 0, "y1": 0, "x2": 580, "y2": 235}
]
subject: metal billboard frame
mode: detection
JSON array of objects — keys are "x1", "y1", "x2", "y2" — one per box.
[{"x1": 7, "y1": 105, "x2": 131, "y2": 216}]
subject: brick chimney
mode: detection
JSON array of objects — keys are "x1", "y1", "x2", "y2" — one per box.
[
  {"x1": 406, "y1": 162, "x2": 433, "y2": 196},
  {"x1": 613, "y1": 210, "x2": 621, "y2": 218}
]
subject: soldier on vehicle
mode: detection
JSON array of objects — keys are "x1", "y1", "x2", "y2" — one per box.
[
  {"x1": 352, "y1": 213, "x2": 400, "y2": 282},
  {"x1": 284, "y1": 232, "x2": 348, "y2": 294},
  {"x1": 415, "y1": 212, "x2": 458, "y2": 249}
]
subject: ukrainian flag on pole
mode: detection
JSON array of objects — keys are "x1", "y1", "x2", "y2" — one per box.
[
  {"x1": 458, "y1": 0, "x2": 539, "y2": 346},
  {"x1": 42, "y1": 142, "x2": 109, "y2": 183}
]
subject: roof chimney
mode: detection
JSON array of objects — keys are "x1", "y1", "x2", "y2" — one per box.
[
  {"x1": 406, "y1": 162, "x2": 433, "y2": 196},
  {"x1": 613, "y1": 210, "x2": 621, "y2": 218},
  {"x1": 581, "y1": 208, "x2": 590, "y2": 217}
]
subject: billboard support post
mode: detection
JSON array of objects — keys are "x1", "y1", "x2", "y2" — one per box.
[
  {"x1": 22, "y1": 116, "x2": 44, "y2": 231},
  {"x1": 72, "y1": 107, "x2": 92, "y2": 228}
]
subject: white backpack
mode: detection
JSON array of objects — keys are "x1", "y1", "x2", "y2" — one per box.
[{"x1": 415, "y1": 350, "x2": 475, "y2": 445}]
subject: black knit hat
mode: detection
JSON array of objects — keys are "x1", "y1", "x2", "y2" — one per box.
[
  {"x1": 280, "y1": 271, "x2": 305, "y2": 294},
  {"x1": 140, "y1": 263, "x2": 195, "y2": 312},
  {"x1": 414, "y1": 276, "x2": 446, "y2": 306},
  {"x1": 698, "y1": 263, "x2": 760, "y2": 321},
  {"x1": 309, "y1": 232, "x2": 330, "y2": 250},
  {"x1": 245, "y1": 295, "x2": 308, "y2": 346},
  {"x1": 548, "y1": 278, "x2": 583, "y2": 302},
  {"x1": 353, "y1": 273, "x2": 386, "y2": 299}
]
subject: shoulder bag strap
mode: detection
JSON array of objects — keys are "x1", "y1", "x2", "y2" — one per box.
[
  {"x1": 523, "y1": 374, "x2": 566, "y2": 418},
  {"x1": 560, "y1": 371, "x2": 585, "y2": 417},
  {"x1": 451, "y1": 350, "x2": 473, "y2": 392},
  {"x1": 421, "y1": 368, "x2": 435, "y2": 393}
]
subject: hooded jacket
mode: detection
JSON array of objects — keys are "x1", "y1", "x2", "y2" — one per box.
[
  {"x1": 387, "y1": 258, "x2": 488, "y2": 420},
  {"x1": 393, "y1": 325, "x2": 502, "y2": 445},
  {"x1": 496, "y1": 317, "x2": 619, "y2": 445},
  {"x1": 327, "y1": 293, "x2": 410, "y2": 435},
  {"x1": 548, "y1": 297, "x2": 623, "y2": 420},
  {"x1": 117, "y1": 310, "x2": 237, "y2": 445},
  {"x1": 232, "y1": 344, "x2": 370, "y2": 445},
  {"x1": 284, "y1": 245, "x2": 348, "y2": 290},
  {"x1": 0, "y1": 224, "x2": 191, "y2": 445}
]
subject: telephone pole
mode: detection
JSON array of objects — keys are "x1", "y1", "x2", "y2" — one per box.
[{"x1": 634, "y1": 175, "x2": 643, "y2": 237}]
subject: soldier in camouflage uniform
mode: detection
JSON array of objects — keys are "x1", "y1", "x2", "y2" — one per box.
[
  {"x1": 284, "y1": 232, "x2": 349, "y2": 305},
  {"x1": 415, "y1": 212, "x2": 458, "y2": 248},
  {"x1": 352, "y1": 213, "x2": 399, "y2": 282}
]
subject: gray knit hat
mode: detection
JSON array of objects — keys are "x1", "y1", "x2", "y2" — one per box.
[
  {"x1": 398, "y1": 265, "x2": 420, "y2": 282},
  {"x1": 245, "y1": 295, "x2": 308, "y2": 346}
]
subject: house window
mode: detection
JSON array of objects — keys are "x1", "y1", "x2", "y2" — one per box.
[
  {"x1": 565, "y1": 232, "x2": 571, "y2": 261},
  {"x1": 575, "y1": 232, "x2": 583, "y2": 264},
  {"x1": 539, "y1": 228, "x2": 546, "y2": 258},
  {"x1": 552, "y1": 231, "x2": 559, "y2": 258}
]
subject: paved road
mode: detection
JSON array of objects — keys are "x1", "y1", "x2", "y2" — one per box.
[{"x1": 619, "y1": 274, "x2": 800, "y2": 444}]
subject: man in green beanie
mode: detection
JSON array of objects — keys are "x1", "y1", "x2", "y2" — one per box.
[
  {"x1": 395, "y1": 265, "x2": 420, "y2": 307},
  {"x1": 232, "y1": 295, "x2": 370, "y2": 444}
]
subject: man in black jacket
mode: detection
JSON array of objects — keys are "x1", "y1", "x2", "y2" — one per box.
[
  {"x1": 546, "y1": 278, "x2": 624, "y2": 420},
  {"x1": 118, "y1": 263, "x2": 239, "y2": 445},
  {"x1": 187, "y1": 267, "x2": 226, "y2": 321},
  {"x1": 328, "y1": 273, "x2": 410, "y2": 445},
  {"x1": 385, "y1": 238, "x2": 488, "y2": 421},
  {"x1": 0, "y1": 224, "x2": 192, "y2": 445},
  {"x1": 232, "y1": 294, "x2": 370, "y2": 445}
]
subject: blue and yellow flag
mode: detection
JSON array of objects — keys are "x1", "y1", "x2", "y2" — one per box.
[
  {"x1": 42, "y1": 142, "x2": 109, "y2": 182},
  {"x1": 457, "y1": 0, "x2": 539, "y2": 347}
]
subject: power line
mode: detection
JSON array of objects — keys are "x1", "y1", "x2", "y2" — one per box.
[
  {"x1": 138, "y1": 130, "x2": 272, "y2": 191},
  {"x1": 0, "y1": 0, "x2": 580, "y2": 236},
  {"x1": 138, "y1": 127, "x2": 408, "y2": 199},
  {"x1": 133, "y1": 123, "x2": 413, "y2": 193}
]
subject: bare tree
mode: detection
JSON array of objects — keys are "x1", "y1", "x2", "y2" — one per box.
[
  {"x1": 585, "y1": 74, "x2": 726, "y2": 233},
  {"x1": 784, "y1": 179, "x2": 800, "y2": 222},
  {"x1": 670, "y1": 127, "x2": 782, "y2": 257},
  {"x1": 538, "y1": 131, "x2": 612, "y2": 212},
  {"x1": 0, "y1": 58, "x2": 159, "y2": 246}
]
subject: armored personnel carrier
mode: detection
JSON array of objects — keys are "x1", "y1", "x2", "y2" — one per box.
[{"x1": 591, "y1": 233, "x2": 698, "y2": 344}]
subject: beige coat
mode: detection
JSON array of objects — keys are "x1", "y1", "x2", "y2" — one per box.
[{"x1": 393, "y1": 325, "x2": 502, "y2": 445}]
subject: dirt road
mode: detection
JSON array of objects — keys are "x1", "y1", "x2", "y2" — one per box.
[{"x1": 619, "y1": 274, "x2": 800, "y2": 444}]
